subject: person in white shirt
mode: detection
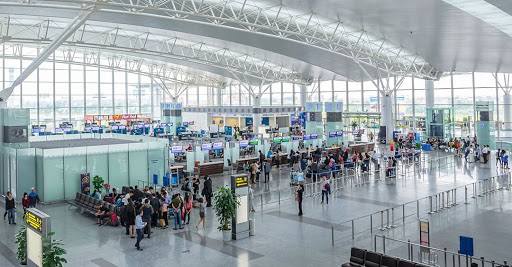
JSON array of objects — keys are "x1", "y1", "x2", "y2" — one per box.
[
  {"x1": 123, "y1": 191, "x2": 133, "y2": 206},
  {"x1": 320, "y1": 176, "x2": 330, "y2": 204}
]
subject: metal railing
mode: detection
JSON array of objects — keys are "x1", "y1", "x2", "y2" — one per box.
[
  {"x1": 331, "y1": 171, "x2": 512, "y2": 246},
  {"x1": 373, "y1": 235, "x2": 510, "y2": 267},
  {"x1": 252, "y1": 154, "x2": 461, "y2": 213}
]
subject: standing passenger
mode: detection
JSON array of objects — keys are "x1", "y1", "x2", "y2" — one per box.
[{"x1": 135, "y1": 209, "x2": 146, "y2": 251}]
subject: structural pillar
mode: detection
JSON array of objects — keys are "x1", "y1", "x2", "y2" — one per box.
[
  {"x1": 253, "y1": 96, "x2": 261, "y2": 135},
  {"x1": 425, "y1": 80, "x2": 434, "y2": 108},
  {"x1": 503, "y1": 93, "x2": 512, "y2": 130},
  {"x1": 217, "y1": 86, "x2": 223, "y2": 106},
  {"x1": 381, "y1": 92, "x2": 394, "y2": 144},
  {"x1": 300, "y1": 85, "x2": 307, "y2": 107}
]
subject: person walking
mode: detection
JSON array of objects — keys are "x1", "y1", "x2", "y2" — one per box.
[
  {"x1": 195, "y1": 197, "x2": 207, "y2": 230},
  {"x1": 248, "y1": 184, "x2": 255, "y2": 212},
  {"x1": 255, "y1": 162, "x2": 260, "y2": 182},
  {"x1": 503, "y1": 151, "x2": 509, "y2": 169},
  {"x1": 250, "y1": 162, "x2": 256, "y2": 183},
  {"x1": 28, "y1": 188, "x2": 40, "y2": 208},
  {"x1": 264, "y1": 159, "x2": 271, "y2": 183},
  {"x1": 171, "y1": 194, "x2": 183, "y2": 230},
  {"x1": 203, "y1": 176, "x2": 213, "y2": 207},
  {"x1": 135, "y1": 209, "x2": 146, "y2": 251},
  {"x1": 139, "y1": 199, "x2": 153, "y2": 238},
  {"x1": 320, "y1": 176, "x2": 330, "y2": 204},
  {"x1": 6, "y1": 192, "x2": 16, "y2": 225},
  {"x1": 183, "y1": 192, "x2": 193, "y2": 225},
  {"x1": 496, "y1": 149, "x2": 502, "y2": 167},
  {"x1": 22, "y1": 192, "x2": 30, "y2": 219},
  {"x1": 149, "y1": 194, "x2": 160, "y2": 228},
  {"x1": 296, "y1": 184, "x2": 304, "y2": 216}
]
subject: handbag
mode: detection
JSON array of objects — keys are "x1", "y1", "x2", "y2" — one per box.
[{"x1": 160, "y1": 218, "x2": 165, "y2": 227}]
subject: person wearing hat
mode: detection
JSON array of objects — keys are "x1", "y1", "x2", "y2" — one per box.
[{"x1": 28, "y1": 188, "x2": 40, "y2": 208}]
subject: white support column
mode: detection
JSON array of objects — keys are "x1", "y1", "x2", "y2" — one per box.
[
  {"x1": 503, "y1": 93, "x2": 512, "y2": 130},
  {"x1": 300, "y1": 84, "x2": 307, "y2": 107},
  {"x1": 217, "y1": 86, "x2": 223, "y2": 106},
  {"x1": 381, "y1": 92, "x2": 394, "y2": 144},
  {"x1": 425, "y1": 80, "x2": 434, "y2": 108},
  {"x1": 253, "y1": 94, "x2": 261, "y2": 135}
]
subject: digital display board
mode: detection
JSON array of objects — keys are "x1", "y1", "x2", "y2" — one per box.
[
  {"x1": 144, "y1": 123, "x2": 150, "y2": 128},
  {"x1": 201, "y1": 143, "x2": 212, "y2": 151},
  {"x1": 55, "y1": 128, "x2": 63, "y2": 133},
  {"x1": 329, "y1": 132, "x2": 336, "y2": 138},
  {"x1": 240, "y1": 140, "x2": 249, "y2": 148},
  {"x1": 281, "y1": 136, "x2": 290, "y2": 142},
  {"x1": 171, "y1": 146, "x2": 183, "y2": 153},
  {"x1": 64, "y1": 127, "x2": 72, "y2": 132},
  {"x1": 310, "y1": 134, "x2": 318, "y2": 139},
  {"x1": 303, "y1": 134, "x2": 311, "y2": 140},
  {"x1": 273, "y1": 137, "x2": 282, "y2": 143},
  {"x1": 92, "y1": 126, "x2": 100, "y2": 131},
  {"x1": 111, "y1": 125, "x2": 119, "y2": 130},
  {"x1": 213, "y1": 142, "x2": 223, "y2": 150},
  {"x1": 183, "y1": 122, "x2": 189, "y2": 126},
  {"x1": 337, "y1": 131, "x2": 343, "y2": 137},
  {"x1": 235, "y1": 176, "x2": 248, "y2": 188},
  {"x1": 352, "y1": 130, "x2": 359, "y2": 135},
  {"x1": 32, "y1": 128, "x2": 40, "y2": 133},
  {"x1": 84, "y1": 127, "x2": 92, "y2": 132},
  {"x1": 118, "y1": 125, "x2": 126, "y2": 130},
  {"x1": 249, "y1": 139, "x2": 259, "y2": 145}
]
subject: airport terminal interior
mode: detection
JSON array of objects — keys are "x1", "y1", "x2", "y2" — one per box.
[{"x1": 1, "y1": 0, "x2": 512, "y2": 266}]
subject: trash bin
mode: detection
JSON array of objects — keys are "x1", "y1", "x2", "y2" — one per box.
[{"x1": 249, "y1": 219, "x2": 255, "y2": 236}]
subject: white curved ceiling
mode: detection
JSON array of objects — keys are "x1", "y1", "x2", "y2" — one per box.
[{"x1": 2, "y1": 0, "x2": 512, "y2": 84}]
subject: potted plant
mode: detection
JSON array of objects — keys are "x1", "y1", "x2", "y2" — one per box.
[
  {"x1": 15, "y1": 225, "x2": 27, "y2": 265},
  {"x1": 92, "y1": 175, "x2": 104, "y2": 197},
  {"x1": 212, "y1": 186, "x2": 240, "y2": 242},
  {"x1": 42, "y1": 232, "x2": 67, "y2": 267}
]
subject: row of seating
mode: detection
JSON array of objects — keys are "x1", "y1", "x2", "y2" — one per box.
[
  {"x1": 342, "y1": 247, "x2": 428, "y2": 267},
  {"x1": 69, "y1": 193, "x2": 119, "y2": 217}
]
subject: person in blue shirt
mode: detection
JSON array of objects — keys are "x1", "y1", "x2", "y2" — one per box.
[
  {"x1": 135, "y1": 209, "x2": 146, "y2": 251},
  {"x1": 91, "y1": 190, "x2": 100, "y2": 199},
  {"x1": 503, "y1": 151, "x2": 509, "y2": 169},
  {"x1": 28, "y1": 188, "x2": 40, "y2": 208}
]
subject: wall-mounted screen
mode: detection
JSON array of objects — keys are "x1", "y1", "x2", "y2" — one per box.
[
  {"x1": 249, "y1": 139, "x2": 259, "y2": 145},
  {"x1": 55, "y1": 128, "x2": 63, "y2": 133},
  {"x1": 92, "y1": 126, "x2": 100, "y2": 131},
  {"x1": 303, "y1": 134, "x2": 311, "y2": 140},
  {"x1": 171, "y1": 146, "x2": 183, "y2": 153},
  {"x1": 273, "y1": 137, "x2": 282, "y2": 143},
  {"x1": 240, "y1": 140, "x2": 249, "y2": 148},
  {"x1": 183, "y1": 122, "x2": 189, "y2": 126},
  {"x1": 202, "y1": 143, "x2": 212, "y2": 151},
  {"x1": 337, "y1": 131, "x2": 343, "y2": 137},
  {"x1": 281, "y1": 136, "x2": 290, "y2": 142},
  {"x1": 213, "y1": 142, "x2": 223, "y2": 150},
  {"x1": 310, "y1": 134, "x2": 318, "y2": 139},
  {"x1": 111, "y1": 125, "x2": 119, "y2": 130},
  {"x1": 119, "y1": 125, "x2": 126, "y2": 130}
]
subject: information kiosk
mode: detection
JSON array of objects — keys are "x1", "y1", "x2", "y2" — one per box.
[
  {"x1": 25, "y1": 208, "x2": 51, "y2": 267},
  {"x1": 231, "y1": 174, "x2": 250, "y2": 240}
]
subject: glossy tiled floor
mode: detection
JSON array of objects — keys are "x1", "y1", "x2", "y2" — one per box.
[{"x1": 0, "y1": 149, "x2": 510, "y2": 267}]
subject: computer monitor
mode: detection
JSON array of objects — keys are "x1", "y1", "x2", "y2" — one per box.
[
  {"x1": 63, "y1": 127, "x2": 72, "y2": 132},
  {"x1": 183, "y1": 122, "x2": 189, "y2": 126},
  {"x1": 281, "y1": 136, "x2": 290, "y2": 142},
  {"x1": 171, "y1": 146, "x2": 183, "y2": 153},
  {"x1": 55, "y1": 128, "x2": 63, "y2": 133},
  {"x1": 201, "y1": 143, "x2": 212, "y2": 151},
  {"x1": 92, "y1": 126, "x2": 100, "y2": 131},
  {"x1": 249, "y1": 139, "x2": 259, "y2": 145},
  {"x1": 111, "y1": 125, "x2": 119, "y2": 130},
  {"x1": 84, "y1": 127, "x2": 92, "y2": 132},
  {"x1": 273, "y1": 137, "x2": 282, "y2": 143},
  {"x1": 118, "y1": 125, "x2": 126, "y2": 130},
  {"x1": 240, "y1": 140, "x2": 249, "y2": 148},
  {"x1": 144, "y1": 123, "x2": 150, "y2": 128},
  {"x1": 213, "y1": 142, "x2": 223, "y2": 150},
  {"x1": 310, "y1": 134, "x2": 318, "y2": 139},
  {"x1": 303, "y1": 134, "x2": 311, "y2": 140},
  {"x1": 337, "y1": 131, "x2": 343, "y2": 137},
  {"x1": 353, "y1": 130, "x2": 359, "y2": 135},
  {"x1": 32, "y1": 128, "x2": 40, "y2": 134}
]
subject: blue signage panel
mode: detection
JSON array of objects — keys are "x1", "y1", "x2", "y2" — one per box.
[{"x1": 460, "y1": 236, "x2": 474, "y2": 256}]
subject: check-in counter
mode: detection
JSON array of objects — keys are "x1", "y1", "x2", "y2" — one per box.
[
  {"x1": 197, "y1": 161, "x2": 224, "y2": 176},
  {"x1": 169, "y1": 165, "x2": 184, "y2": 176},
  {"x1": 236, "y1": 156, "x2": 259, "y2": 171},
  {"x1": 348, "y1": 142, "x2": 375, "y2": 154},
  {"x1": 269, "y1": 153, "x2": 289, "y2": 166}
]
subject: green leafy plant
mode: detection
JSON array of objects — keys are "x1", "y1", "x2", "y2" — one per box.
[
  {"x1": 42, "y1": 232, "x2": 67, "y2": 267},
  {"x1": 15, "y1": 225, "x2": 27, "y2": 265},
  {"x1": 91, "y1": 175, "x2": 104, "y2": 193},
  {"x1": 212, "y1": 186, "x2": 240, "y2": 231},
  {"x1": 415, "y1": 142, "x2": 421, "y2": 150}
]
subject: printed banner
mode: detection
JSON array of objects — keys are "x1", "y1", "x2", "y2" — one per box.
[{"x1": 81, "y1": 173, "x2": 90, "y2": 194}]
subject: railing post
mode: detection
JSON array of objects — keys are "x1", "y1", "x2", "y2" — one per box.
[
  {"x1": 278, "y1": 190, "x2": 281, "y2": 206},
  {"x1": 472, "y1": 182, "x2": 477, "y2": 198},
  {"x1": 444, "y1": 248, "x2": 447, "y2": 267},
  {"x1": 446, "y1": 190, "x2": 450, "y2": 208},
  {"x1": 374, "y1": 235, "x2": 377, "y2": 252},
  {"x1": 481, "y1": 257, "x2": 485, "y2": 267},
  {"x1": 441, "y1": 191, "x2": 445, "y2": 210},
  {"x1": 390, "y1": 208, "x2": 396, "y2": 228},
  {"x1": 453, "y1": 188, "x2": 458, "y2": 206},
  {"x1": 260, "y1": 194, "x2": 263, "y2": 210},
  {"x1": 408, "y1": 239, "x2": 411, "y2": 260},
  {"x1": 403, "y1": 204, "x2": 406, "y2": 224},
  {"x1": 331, "y1": 225, "x2": 334, "y2": 246},
  {"x1": 416, "y1": 200, "x2": 420, "y2": 218},
  {"x1": 351, "y1": 220, "x2": 355, "y2": 239},
  {"x1": 386, "y1": 209, "x2": 390, "y2": 228},
  {"x1": 379, "y1": 210, "x2": 385, "y2": 230},
  {"x1": 370, "y1": 214, "x2": 373, "y2": 233},
  {"x1": 429, "y1": 196, "x2": 434, "y2": 214},
  {"x1": 464, "y1": 186, "x2": 470, "y2": 204},
  {"x1": 382, "y1": 235, "x2": 386, "y2": 254}
]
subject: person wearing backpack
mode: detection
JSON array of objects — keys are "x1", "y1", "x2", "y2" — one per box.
[
  {"x1": 149, "y1": 194, "x2": 160, "y2": 228},
  {"x1": 320, "y1": 176, "x2": 330, "y2": 204}
]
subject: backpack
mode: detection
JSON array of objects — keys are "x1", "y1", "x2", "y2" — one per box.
[
  {"x1": 116, "y1": 198, "x2": 122, "y2": 207},
  {"x1": 109, "y1": 213, "x2": 119, "y2": 227},
  {"x1": 324, "y1": 183, "x2": 330, "y2": 191}
]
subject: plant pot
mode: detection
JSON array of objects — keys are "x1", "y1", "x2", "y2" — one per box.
[
  {"x1": 20, "y1": 261, "x2": 27, "y2": 265},
  {"x1": 222, "y1": 230, "x2": 231, "y2": 242}
]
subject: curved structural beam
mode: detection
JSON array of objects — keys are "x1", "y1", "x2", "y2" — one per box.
[
  {"x1": 0, "y1": 15, "x2": 312, "y2": 86},
  {"x1": 0, "y1": 44, "x2": 226, "y2": 89},
  {"x1": 27, "y1": 0, "x2": 441, "y2": 80}
]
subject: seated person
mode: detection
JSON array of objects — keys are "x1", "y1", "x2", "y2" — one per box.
[{"x1": 95, "y1": 204, "x2": 110, "y2": 225}]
